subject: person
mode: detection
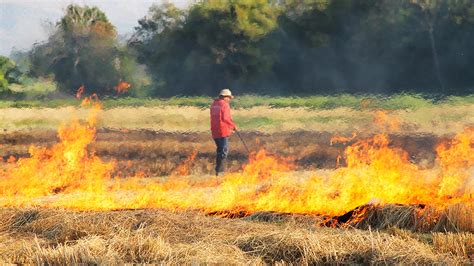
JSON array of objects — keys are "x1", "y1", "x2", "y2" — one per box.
[{"x1": 210, "y1": 89, "x2": 237, "y2": 176}]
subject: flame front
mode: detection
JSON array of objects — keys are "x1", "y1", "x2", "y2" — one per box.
[
  {"x1": 0, "y1": 103, "x2": 472, "y2": 216},
  {"x1": 0, "y1": 98, "x2": 115, "y2": 208}
]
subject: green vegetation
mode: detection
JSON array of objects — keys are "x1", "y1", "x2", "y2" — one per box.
[
  {"x1": 234, "y1": 116, "x2": 278, "y2": 128},
  {"x1": 0, "y1": 56, "x2": 23, "y2": 95},
  {"x1": 0, "y1": 94, "x2": 472, "y2": 110},
  {"x1": 29, "y1": 5, "x2": 140, "y2": 96},
  {"x1": 8, "y1": 79, "x2": 57, "y2": 99},
  {"x1": 131, "y1": 0, "x2": 281, "y2": 96}
]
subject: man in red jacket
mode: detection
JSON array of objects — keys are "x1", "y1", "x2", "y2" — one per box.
[{"x1": 210, "y1": 89, "x2": 237, "y2": 176}]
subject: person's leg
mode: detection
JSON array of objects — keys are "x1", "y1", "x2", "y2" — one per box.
[
  {"x1": 214, "y1": 138, "x2": 224, "y2": 175},
  {"x1": 214, "y1": 137, "x2": 229, "y2": 176},
  {"x1": 222, "y1": 137, "x2": 229, "y2": 159}
]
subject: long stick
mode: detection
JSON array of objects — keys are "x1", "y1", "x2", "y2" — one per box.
[{"x1": 235, "y1": 130, "x2": 250, "y2": 154}]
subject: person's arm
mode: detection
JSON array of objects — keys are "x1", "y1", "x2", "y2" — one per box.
[{"x1": 221, "y1": 103, "x2": 237, "y2": 130}]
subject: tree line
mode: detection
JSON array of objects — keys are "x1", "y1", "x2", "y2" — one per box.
[{"x1": 3, "y1": 0, "x2": 474, "y2": 97}]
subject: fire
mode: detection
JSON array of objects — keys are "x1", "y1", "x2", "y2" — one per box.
[
  {"x1": 330, "y1": 132, "x2": 357, "y2": 145},
  {"x1": 0, "y1": 97, "x2": 115, "y2": 207},
  {"x1": 171, "y1": 149, "x2": 198, "y2": 176},
  {"x1": 0, "y1": 101, "x2": 472, "y2": 218},
  {"x1": 114, "y1": 81, "x2": 131, "y2": 94},
  {"x1": 436, "y1": 127, "x2": 474, "y2": 197},
  {"x1": 76, "y1": 85, "x2": 85, "y2": 99},
  {"x1": 373, "y1": 110, "x2": 401, "y2": 131},
  {"x1": 331, "y1": 132, "x2": 357, "y2": 167}
]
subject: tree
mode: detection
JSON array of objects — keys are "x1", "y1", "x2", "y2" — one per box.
[
  {"x1": 129, "y1": 0, "x2": 474, "y2": 96},
  {"x1": 273, "y1": 0, "x2": 381, "y2": 93},
  {"x1": 0, "y1": 56, "x2": 22, "y2": 94},
  {"x1": 30, "y1": 4, "x2": 133, "y2": 95},
  {"x1": 410, "y1": 0, "x2": 445, "y2": 90},
  {"x1": 438, "y1": 0, "x2": 474, "y2": 92},
  {"x1": 132, "y1": 0, "x2": 280, "y2": 96}
]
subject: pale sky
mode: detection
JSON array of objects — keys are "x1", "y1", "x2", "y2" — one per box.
[{"x1": 0, "y1": 0, "x2": 191, "y2": 56}]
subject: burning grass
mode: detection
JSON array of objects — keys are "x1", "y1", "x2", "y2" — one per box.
[
  {"x1": 0, "y1": 98, "x2": 472, "y2": 219},
  {"x1": 0, "y1": 129, "x2": 444, "y2": 177},
  {"x1": 323, "y1": 202, "x2": 473, "y2": 232},
  {"x1": 0, "y1": 208, "x2": 472, "y2": 264},
  {"x1": 0, "y1": 96, "x2": 473, "y2": 263}
]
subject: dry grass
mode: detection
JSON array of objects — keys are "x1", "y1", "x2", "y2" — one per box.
[
  {"x1": 0, "y1": 208, "x2": 471, "y2": 264},
  {"x1": 1, "y1": 104, "x2": 472, "y2": 135},
  {"x1": 433, "y1": 232, "x2": 474, "y2": 258},
  {"x1": 339, "y1": 203, "x2": 474, "y2": 232}
]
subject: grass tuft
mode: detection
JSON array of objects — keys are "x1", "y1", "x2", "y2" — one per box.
[{"x1": 0, "y1": 208, "x2": 471, "y2": 264}]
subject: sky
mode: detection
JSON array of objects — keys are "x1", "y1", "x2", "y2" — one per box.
[{"x1": 0, "y1": 0, "x2": 190, "y2": 56}]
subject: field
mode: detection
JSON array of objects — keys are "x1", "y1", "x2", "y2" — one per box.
[
  {"x1": 0, "y1": 96, "x2": 473, "y2": 264},
  {"x1": 1, "y1": 208, "x2": 472, "y2": 264}
]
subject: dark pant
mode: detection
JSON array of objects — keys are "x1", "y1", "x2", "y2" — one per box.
[{"x1": 214, "y1": 137, "x2": 229, "y2": 175}]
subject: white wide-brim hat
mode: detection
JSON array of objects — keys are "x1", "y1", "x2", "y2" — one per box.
[{"x1": 219, "y1": 89, "x2": 234, "y2": 98}]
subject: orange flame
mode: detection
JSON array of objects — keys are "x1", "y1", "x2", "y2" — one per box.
[
  {"x1": 171, "y1": 150, "x2": 198, "y2": 176},
  {"x1": 331, "y1": 132, "x2": 357, "y2": 168},
  {"x1": 330, "y1": 132, "x2": 357, "y2": 145},
  {"x1": 76, "y1": 85, "x2": 85, "y2": 99},
  {"x1": 0, "y1": 97, "x2": 115, "y2": 207},
  {"x1": 0, "y1": 104, "x2": 472, "y2": 216},
  {"x1": 7, "y1": 156, "x2": 16, "y2": 163},
  {"x1": 114, "y1": 81, "x2": 131, "y2": 94},
  {"x1": 435, "y1": 127, "x2": 474, "y2": 197},
  {"x1": 373, "y1": 110, "x2": 401, "y2": 131}
]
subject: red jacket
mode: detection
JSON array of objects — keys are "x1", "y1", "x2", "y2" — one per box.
[{"x1": 210, "y1": 99, "x2": 236, "y2": 138}]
